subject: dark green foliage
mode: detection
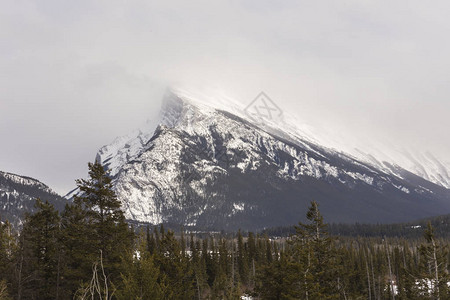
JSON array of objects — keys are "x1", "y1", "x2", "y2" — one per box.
[
  {"x1": 269, "y1": 201, "x2": 340, "y2": 299},
  {"x1": 74, "y1": 160, "x2": 134, "y2": 279},
  {"x1": 158, "y1": 227, "x2": 196, "y2": 299},
  {"x1": 257, "y1": 251, "x2": 295, "y2": 300},
  {"x1": 0, "y1": 220, "x2": 14, "y2": 275},
  {"x1": 416, "y1": 222, "x2": 450, "y2": 299},
  {"x1": 237, "y1": 229, "x2": 249, "y2": 285},
  {"x1": 117, "y1": 231, "x2": 161, "y2": 300},
  {"x1": 2, "y1": 208, "x2": 450, "y2": 299},
  {"x1": 0, "y1": 162, "x2": 449, "y2": 299},
  {"x1": 19, "y1": 199, "x2": 61, "y2": 299},
  {"x1": 0, "y1": 220, "x2": 15, "y2": 299},
  {"x1": 5, "y1": 161, "x2": 136, "y2": 299},
  {"x1": 59, "y1": 202, "x2": 96, "y2": 297},
  {"x1": 264, "y1": 213, "x2": 450, "y2": 239},
  {"x1": 56, "y1": 161, "x2": 135, "y2": 298}
]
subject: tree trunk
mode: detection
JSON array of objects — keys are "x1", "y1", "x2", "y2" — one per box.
[
  {"x1": 385, "y1": 238, "x2": 395, "y2": 300},
  {"x1": 431, "y1": 237, "x2": 440, "y2": 300},
  {"x1": 365, "y1": 250, "x2": 371, "y2": 300}
]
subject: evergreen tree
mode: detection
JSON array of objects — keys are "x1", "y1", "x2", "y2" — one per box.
[
  {"x1": 117, "y1": 230, "x2": 161, "y2": 300},
  {"x1": 207, "y1": 236, "x2": 218, "y2": 287},
  {"x1": 155, "y1": 228, "x2": 195, "y2": 299},
  {"x1": 191, "y1": 238, "x2": 208, "y2": 299},
  {"x1": 0, "y1": 220, "x2": 14, "y2": 299},
  {"x1": 257, "y1": 251, "x2": 297, "y2": 300},
  {"x1": 73, "y1": 161, "x2": 134, "y2": 283},
  {"x1": 265, "y1": 236, "x2": 273, "y2": 264},
  {"x1": 212, "y1": 238, "x2": 230, "y2": 299},
  {"x1": 289, "y1": 201, "x2": 340, "y2": 299},
  {"x1": 237, "y1": 229, "x2": 249, "y2": 285},
  {"x1": 396, "y1": 244, "x2": 420, "y2": 300},
  {"x1": 418, "y1": 222, "x2": 449, "y2": 300},
  {"x1": 19, "y1": 199, "x2": 61, "y2": 299},
  {"x1": 59, "y1": 202, "x2": 97, "y2": 298},
  {"x1": 146, "y1": 225, "x2": 156, "y2": 255}
]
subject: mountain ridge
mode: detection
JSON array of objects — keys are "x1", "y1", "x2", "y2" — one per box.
[
  {"x1": 0, "y1": 170, "x2": 67, "y2": 227},
  {"x1": 85, "y1": 90, "x2": 450, "y2": 230}
]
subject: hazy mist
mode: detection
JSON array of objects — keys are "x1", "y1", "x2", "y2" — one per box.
[{"x1": 1, "y1": 0, "x2": 449, "y2": 194}]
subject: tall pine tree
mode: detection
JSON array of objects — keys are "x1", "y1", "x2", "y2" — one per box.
[
  {"x1": 19, "y1": 199, "x2": 61, "y2": 299},
  {"x1": 72, "y1": 161, "x2": 134, "y2": 285},
  {"x1": 289, "y1": 201, "x2": 340, "y2": 299}
]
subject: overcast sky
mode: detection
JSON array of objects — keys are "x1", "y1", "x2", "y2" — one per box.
[{"x1": 1, "y1": 0, "x2": 449, "y2": 194}]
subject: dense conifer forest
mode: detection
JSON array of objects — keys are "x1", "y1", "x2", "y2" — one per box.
[
  {"x1": 0, "y1": 161, "x2": 449, "y2": 299},
  {"x1": 262, "y1": 214, "x2": 450, "y2": 239}
]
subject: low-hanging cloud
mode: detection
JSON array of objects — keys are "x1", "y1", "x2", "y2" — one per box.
[{"x1": 1, "y1": 0, "x2": 449, "y2": 194}]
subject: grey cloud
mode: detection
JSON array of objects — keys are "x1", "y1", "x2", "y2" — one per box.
[{"x1": 1, "y1": 0, "x2": 449, "y2": 193}]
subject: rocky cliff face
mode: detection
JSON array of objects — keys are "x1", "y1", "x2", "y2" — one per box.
[
  {"x1": 0, "y1": 171, "x2": 66, "y2": 227},
  {"x1": 93, "y1": 90, "x2": 450, "y2": 230}
]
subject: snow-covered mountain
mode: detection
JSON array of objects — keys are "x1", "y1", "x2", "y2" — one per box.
[
  {"x1": 285, "y1": 118, "x2": 450, "y2": 190},
  {"x1": 0, "y1": 171, "x2": 67, "y2": 227},
  {"x1": 92, "y1": 89, "x2": 450, "y2": 230}
]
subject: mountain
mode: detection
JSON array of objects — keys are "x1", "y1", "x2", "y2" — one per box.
[
  {"x1": 90, "y1": 89, "x2": 450, "y2": 231},
  {"x1": 0, "y1": 171, "x2": 67, "y2": 227}
]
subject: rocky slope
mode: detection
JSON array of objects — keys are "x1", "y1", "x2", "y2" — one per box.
[
  {"x1": 0, "y1": 171, "x2": 66, "y2": 227},
  {"x1": 87, "y1": 90, "x2": 450, "y2": 230}
]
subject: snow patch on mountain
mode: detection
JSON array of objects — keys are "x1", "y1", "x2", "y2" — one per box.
[
  {"x1": 1, "y1": 171, "x2": 55, "y2": 194},
  {"x1": 0, "y1": 171, "x2": 66, "y2": 227},
  {"x1": 172, "y1": 88, "x2": 450, "y2": 189},
  {"x1": 89, "y1": 88, "x2": 450, "y2": 228}
]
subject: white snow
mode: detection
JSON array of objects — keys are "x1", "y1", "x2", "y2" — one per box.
[
  {"x1": 97, "y1": 88, "x2": 450, "y2": 190},
  {"x1": 83, "y1": 88, "x2": 450, "y2": 225},
  {"x1": 174, "y1": 89, "x2": 450, "y2": 189},
  {"x1": 0, "y1": 171, "x2": 57, "y2": 194},
  {"x1": 174, "y1": 88, "x2": 450, "y2": 189},
  {"x1": 232, "y1": 202, "x2": 245, "y2": 214},
  {"x1": 393, "y1": 184, "x2": 410, "y2": 194}
]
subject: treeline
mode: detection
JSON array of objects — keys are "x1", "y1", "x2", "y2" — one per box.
[
  {"x1": 262, "y1": 215, "x2": 450, "y2": 239},
  {"x1": 0, "y1": 161, "x2": 449, "y2": 299}
]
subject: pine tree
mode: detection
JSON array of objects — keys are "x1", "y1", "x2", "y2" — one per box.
[
  {"x1": 289, "y1": 200, "x2": 340, "y2": 299},
  {"x1": 192, "y1": 238, "x2": 208, "y2": 299},
  {"x1": 396, "y1": 244, "x2": 420, "y2": 300},
  {"x1": 207, "y1": 236, "x2": 218, "y2": 287},
  {"x1": 418, "y1": 222, "x2": 449, "y2": 300},
  {"x1": 212, "y1": 238, "x2": 230, "y2": 299},
  {"x1": 59, "y1": 202, "x2": 97, "y2": 298},
  {"x1": 257, "y1": 250, "x2": 296, "y2": 300},
  {"x1": 73, "y1": 161, "x2": 134, "y2": 283},
  {"x1": 19, "y1": 199, "x2": 61, "y2": 299},
  {"x1": 0, "y1": 220, "x2": 14, "y2": 299},
  {"x1": 117, "y1": 230, "x2": 161, "y2": 300},
  {"x1": 265, "y1": 236, "x2": 273, "y2": 264},
  {"x1": 146, "y1": 225, "x2": 156, "y2": 255},
  {"x1": 247, "y1": 232, "x2": 257, "y2": 285},
  {"x1": 237, "y1": 229, "x2": 249, "y2": 285},
  {"x1": 155, "y1": 228, "x2": 195, "y2": 299}
]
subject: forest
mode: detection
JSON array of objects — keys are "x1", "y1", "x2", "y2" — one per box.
[{"x1": 0, "y1": 161, "x2": 449, "y2": 300}]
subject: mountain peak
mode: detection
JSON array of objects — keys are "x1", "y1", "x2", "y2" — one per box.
[
  {"x1": 90, "y1": 90, "x2": 450, "y2": 229},
  {"x1": 97, "y1": 89, "x2": 450, "y2": 189}
]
